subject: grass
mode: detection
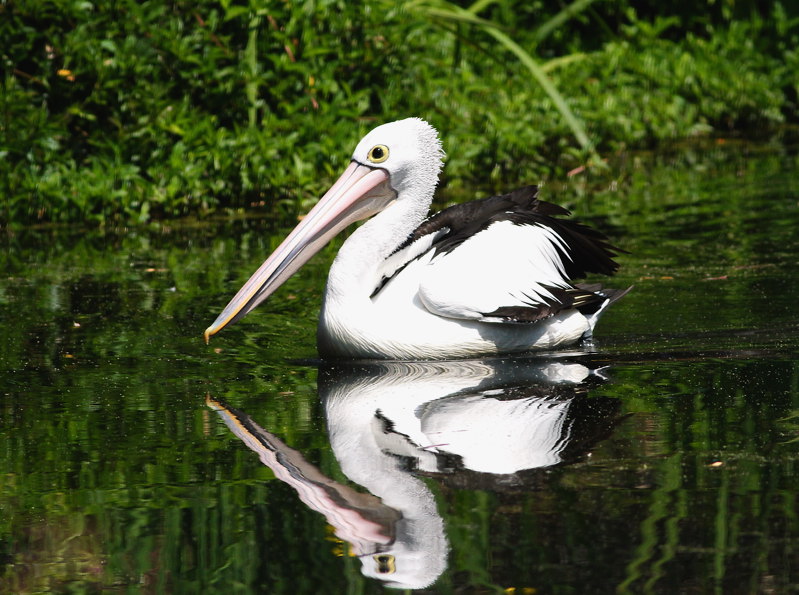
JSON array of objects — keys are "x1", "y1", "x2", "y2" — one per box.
[{"x1": 1, "y1": 0, "x2": 797, "y2": 225}]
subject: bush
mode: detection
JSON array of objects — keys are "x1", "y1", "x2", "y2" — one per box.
[{"x1": 1, "y1": 0, "x2": 797, "y2": 225}]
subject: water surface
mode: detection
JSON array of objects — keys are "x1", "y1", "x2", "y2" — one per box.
[{"x1": 1, "y1": 142, "x2": 798, "y2": 593}]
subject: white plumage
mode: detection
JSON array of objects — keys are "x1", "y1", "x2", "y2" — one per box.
[{"x1": 205, "y1": 118, "x2": 628, "y2": 359}]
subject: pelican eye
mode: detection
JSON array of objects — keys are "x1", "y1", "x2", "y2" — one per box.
[
  {"x1": 367, "y1": 144, "x2": 390, "y2": 164},
  {"x1": 374, "y1": 554, "x2": 396, "y2": 574}
]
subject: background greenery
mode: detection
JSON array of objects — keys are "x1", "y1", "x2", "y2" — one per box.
[{"x1": 2, "y1": 0, "x2": 798, "y2": 225}]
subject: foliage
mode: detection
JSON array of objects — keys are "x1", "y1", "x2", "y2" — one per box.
[{"x1": 1, "y1": 0, "x2": 798, "y2": 225}]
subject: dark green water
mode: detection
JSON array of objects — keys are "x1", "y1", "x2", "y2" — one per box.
[{"x1": 2, "y1": 142, "x2": 799, "y2": 593}]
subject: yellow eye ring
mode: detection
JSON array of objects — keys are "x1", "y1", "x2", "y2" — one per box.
[
  {"x1": 374, "y1": 554, "x2": 396, "y2": 574},
  {"x1": 367, "y1": 144, "x2": 389, "y2": 164}
]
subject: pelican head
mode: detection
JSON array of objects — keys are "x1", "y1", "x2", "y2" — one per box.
[
  {"x1": 204, "y1": 118, "x2": 445, "y2": 342},
  {"x1": 351, "y1": 117, "x2": 444, "y2": 197}
]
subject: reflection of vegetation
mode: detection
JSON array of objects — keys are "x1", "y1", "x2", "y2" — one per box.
[
  {"x1": 4, "y1": 357, "x2": 796, "y2": 591},
  {"x1": 611, "y1": 360, "x2": 799, "y2": 593},
  {"x1": 1, "y1": 1, "x2": 797, "y2": 223}
]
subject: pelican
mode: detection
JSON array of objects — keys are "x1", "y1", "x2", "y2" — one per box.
[{"x1": 205, "y1": 118, "x2": 628, "y2": 359}]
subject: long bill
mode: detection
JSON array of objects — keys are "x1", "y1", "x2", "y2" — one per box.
[{"x1": 204, "y1": 161, "x2": 392, "y2": 343}]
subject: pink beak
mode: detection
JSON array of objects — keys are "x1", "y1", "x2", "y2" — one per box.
[{"x1": 205, "y1": 162, "x2": 392, "y2": 342}]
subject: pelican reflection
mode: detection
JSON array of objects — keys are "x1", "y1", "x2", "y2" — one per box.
[{"x1": 208, "y1": 357, "x2": 621, "y2": 589}]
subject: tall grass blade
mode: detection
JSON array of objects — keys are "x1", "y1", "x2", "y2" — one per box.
[
  {"x1": 466, "y1": 0, "x2": 501, "y2": 15},
  {"x1": 409, "y1": 0, "x2": 594, "y2": 152},
  {"x1": 533, "y1": 0, "x2": 602, "y2": 47},
  {"x1": 484, "y1": 26, "x2": 593, "y2": 150},
  {"x1": 245, "y1": 11, "x2": 261, "y2": 128}
]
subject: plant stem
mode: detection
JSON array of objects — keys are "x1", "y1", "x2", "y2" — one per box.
[{"x1": 245, "y1": 11, "x2": 260, "y2": 129}]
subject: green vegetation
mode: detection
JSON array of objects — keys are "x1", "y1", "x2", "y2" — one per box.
[{"x1": 2, "y1": 0, "x2": 798, "y2": 225}]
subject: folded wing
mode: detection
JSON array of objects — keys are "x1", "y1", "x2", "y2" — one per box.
[{"x1": 379, "y1": 186, "x2": 623, "y2": 324}]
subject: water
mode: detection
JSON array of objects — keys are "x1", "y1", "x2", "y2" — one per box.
[{"x1": 1, "y1": 142, "x2": 799, "y2": 593}]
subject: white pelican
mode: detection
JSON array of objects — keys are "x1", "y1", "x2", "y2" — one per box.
[{"x1": 205, "y1": 118, "x2": 628, "y2": 359}]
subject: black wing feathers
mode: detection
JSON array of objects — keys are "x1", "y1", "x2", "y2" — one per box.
[
  {"x1": 395, "y1": 185, "x2": 622, "y2": 280},
  {"x1": 383, "y1": 185, "x2": 627, "y2": 323},
  {"x1": 483, "y1": 285, "x2": 607, "y2": 323}
]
